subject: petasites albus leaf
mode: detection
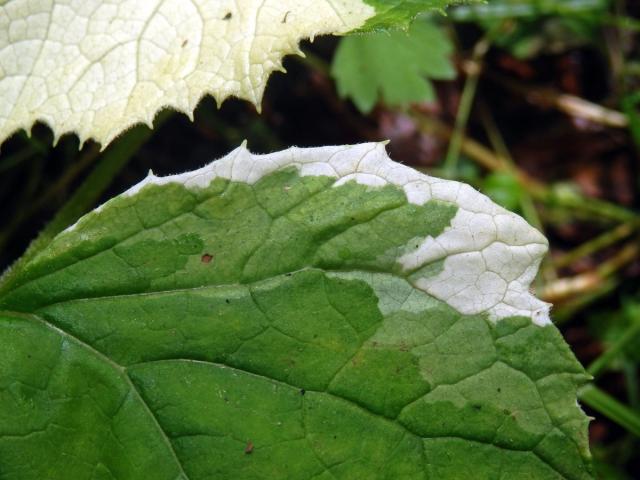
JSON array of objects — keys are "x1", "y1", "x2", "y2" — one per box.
[
  {"x1": 0, "y1": 143, "x2": 592, "y2": 479},
  {"x1": 0, "y1": 0, "x2": 469, "y2": 148}
]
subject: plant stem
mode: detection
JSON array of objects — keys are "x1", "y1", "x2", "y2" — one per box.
[
  {"x1": 444, "y1": 36, "x2": 491, "y2": 175},
  {"x1": 0, "y1": 113, "x2": 171, "y2": 294},
  {"x1": 484, "y1": 71, "x2": 628, "y2": 129},
  {"x1": 0, "y1": 143, "x2": 101, "y2": 252},
  {"x1": 541, "y1": 241, "x2": 639, "y2": 304},
  {"x1": 555, "y1": 221, "x2": 639, "y2": 268},
  {"x1": 478, "y1": 103, "x2": 555, "y2": 285},
  {"x1": 411, "y1": 111, "x2": 638, "y2": 223},
  {"x1": 587, "y1": 322, "x2": 640, "y2": 378},
  {"x1": 476, "y1": 106, "x2": 544, "y2": 227},
  {"x1": 578, "y1": 384, "x2": 640, "y2": 437}
]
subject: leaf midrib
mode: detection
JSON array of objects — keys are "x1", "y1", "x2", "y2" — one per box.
[{"x1": 4, "y1": 311, "x2": 191, "y2": 480}]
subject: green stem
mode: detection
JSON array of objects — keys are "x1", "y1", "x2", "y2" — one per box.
[
  {"x1": 0, "y1": 113, "x2": 171, "y2": 295},
  {"x1": 555, "y1": 221, "x2": 639, "y2": 269},
  {"x1": 412, "y1": 112, "x2": 639, "y2": 224},
  {"x1": 477, "y1": 103, "x2": 554, "y2": 286},
  {"x1": 578, "y1": 384, "x2": 640, "y2": 437},
  {"x1": 477, "y1": 104, "x2": 544, "y2": 227},
  {"x1": 0, "y1": 144, "x2": 101, "y2": 251},
  {"x1": 547, "y1": 185, "x2": 637, "y2": 224},
  {"x1": 587, "y1": 322, "x2": 640, "y2": 378},
  {"x1": 444, "y1": 59, "x2": 482, "y2": 175}
]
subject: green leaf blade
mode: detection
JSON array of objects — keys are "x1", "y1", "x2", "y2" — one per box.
[
  {"x1": 0, "y1": 312, "x2": 187, "y2": 480},
  {"x1": 0, "y1": 143, "x2": 593, "y2": 479}
]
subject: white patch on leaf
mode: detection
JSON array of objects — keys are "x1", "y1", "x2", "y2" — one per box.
[
  {"x1": 0, "y1": 0, "x2": 374, "y2": 147},
  {"x1": 117, "y1": 142, "x2": 551, "y2": 326}
]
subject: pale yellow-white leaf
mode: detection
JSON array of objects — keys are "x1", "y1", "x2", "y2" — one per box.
[{"x1": 0, "y1": 0, "x2": 374, "y2": 147}]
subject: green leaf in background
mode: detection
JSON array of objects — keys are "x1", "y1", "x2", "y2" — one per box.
[
  {"x1": 0, "y1": 143, "x2": 593, "y2": 479},
  {"x1": 332, "y1": 20, "x2": 456, "y2": 113},
  {"x1": 483, "y1": 171, "x2": 525, "y2": 212}
]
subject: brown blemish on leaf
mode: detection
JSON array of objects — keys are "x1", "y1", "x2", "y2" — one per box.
[
  {"x1": 201, "y1": 253, "x2": 213, "y2": 264},
  {"x1": 244, "y1": 440, "x2": 254, "y2": 454},
  {"x1": 223, "y1": 12, "x2": 232, "y2": 20},
  {"x1": 181, "y1": 39, "x2": 188, "y2": 47}
]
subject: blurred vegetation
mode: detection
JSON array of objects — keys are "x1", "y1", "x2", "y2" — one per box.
[{"x1": 1, "y1": 0, "x2": 639, "y2": 477}]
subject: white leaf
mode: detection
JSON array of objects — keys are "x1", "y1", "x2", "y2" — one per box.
[{"x1": 0, "y1": 0, "x2": 374, "y2": 146}]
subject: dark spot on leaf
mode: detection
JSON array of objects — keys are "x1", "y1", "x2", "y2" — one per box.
[
  {"x1": 245, "y1": 441, "x2": 254, "y2": 454},
  {"x1": 181, "y1": 39, "x2": 188, "y2": 47},
  {"x1": 225, "y1": 299, "x2": 230, "y2": 304},
  {"x1": 472, "y1": 404, "x2": 482, "y2": 411},
  {"x1": 282, "y1": 11, "x2": 290, "y2": 23},
  {"x1": 497, "y1": 387, "x2": 501, "y2": 393},
  {"x1": 223, "y1": 12, "x2": 232, "y2": 20},
  {"x1": 300, "y1": 389, "x2": 306, "y2": 396},
  {"x1": 285, "y1": 272, "x2": 292, "y2": 277},
  {"x1": 201, "y1": 253, "x2": 213, "y2": 264}
]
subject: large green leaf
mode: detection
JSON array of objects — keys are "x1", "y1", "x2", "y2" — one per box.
[
  {"x1": 0, "y1": 0, "x2": 471, "y2": 148},
  {"x1": 0, "y1": 143, "x2": 592, "y2": 479}
]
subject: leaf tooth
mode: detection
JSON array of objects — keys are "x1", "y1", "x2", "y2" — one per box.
[{"x1": 51, "y1": 129, "x2": 62, "y2": 148}]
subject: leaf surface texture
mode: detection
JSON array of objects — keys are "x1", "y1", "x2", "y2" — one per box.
[
  {"x1": 0, "y1": 0, "x2": 467, "y2": 147},
  {"x1": 0, "y1": 143, "x2": 592, "y2": 479}
]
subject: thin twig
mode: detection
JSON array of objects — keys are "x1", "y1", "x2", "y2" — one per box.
[
  {"x1": 588, "y1": 321, "x2": 640, "y2": 379},
  {"x1": 444, "y1": 35, "x2": 492, "y2": 174},
  {"x1": 411, "y1": 110, "x2": 638, "y2": 223},
  {"x1": 540, "y1": 241, "x2": 639, "y2": 303},
  {"x1": 554, "y1": 220, "x2": 640, "y2": 269},
  {"x1": 482, "y1": 71, "x2": 629, "y2": 129}
]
